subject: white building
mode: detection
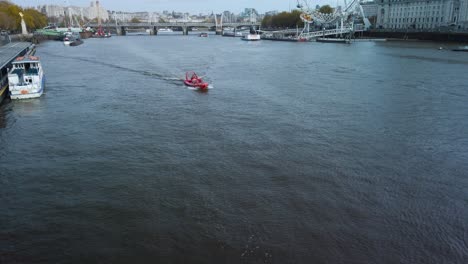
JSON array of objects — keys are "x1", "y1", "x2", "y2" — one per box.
[
  {"x1": 40, "y1": 1, "x2": 109, "y2": 21},
  {"x1": 84, "y1": 1, "x2": 109, "y2": 21},
  {"x1": 376, "y1": 0, "x2": 468, "y2": 29},
  {"x1": 41, "y1": 5, "x2": 65, "y2": 17},
  {"x1": 459, "y1": 0, "x2": 468, "y2": 27},
  {"x1": 361, "y1": 1, "x2": 378, "y2": 18}
]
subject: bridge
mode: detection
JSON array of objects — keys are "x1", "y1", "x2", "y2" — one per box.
[
  {"x1": 299, "y1": 27, "x2": 354, "y2": 40},
  {"x1": 88, "y1": 22, "x2": 262, "y2": 35},
  {"x1": 262, "y1": 24, "x2": 365, "y2": 41}
]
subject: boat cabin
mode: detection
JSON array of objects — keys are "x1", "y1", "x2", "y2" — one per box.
[{"x1": 8, "y1": 56, "x2": 42, "y2": 87}]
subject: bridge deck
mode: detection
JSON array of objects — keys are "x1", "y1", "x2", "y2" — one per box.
[{"x1": 0, "y1": 42, "x2": 32, "y2": 69}]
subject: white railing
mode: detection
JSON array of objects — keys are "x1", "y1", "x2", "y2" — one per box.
[{"x1": 298, "y1": 27, "x2": 353, "y2": 40}]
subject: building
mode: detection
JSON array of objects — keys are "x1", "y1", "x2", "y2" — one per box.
[
  {"x1": 39, "y1": 1, "x2": 109, "y2": 21},
  {"x1": 265, "y1": 10, "x2": 279, "y2": 16},
  {"x1": 40, "y1": 5, "x2": 65, "y2": 18},
  {"x1": 376, "y1": 0, "x2": 468, "y2": 29},
  {"x1": 84, "y1": 1, "x2": 109, "y2": 21},
  {"x1": 361, "y1": 1, "x2": 378, "y2": 18},
  {"x1": 459, "y1": 0, "x2": 468, "y2": 28},
  {"x1": 240, "y1": 8, "x2": 259, "y2": 22}
]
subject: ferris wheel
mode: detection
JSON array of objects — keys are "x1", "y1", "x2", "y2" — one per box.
[{"x1": 296, "y1": 0, "x2": 370, "y2": 35}]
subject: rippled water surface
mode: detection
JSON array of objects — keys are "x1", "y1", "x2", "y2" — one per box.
[{"x1": 1, "y1": 35, "x2": 468, "y2": 264}]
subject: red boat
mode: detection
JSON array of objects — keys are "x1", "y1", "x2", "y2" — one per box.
[{"x1": 184, "y1": 71, "x2": 209, "y2": 90}]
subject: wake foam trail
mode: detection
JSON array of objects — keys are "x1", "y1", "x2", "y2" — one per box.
[{"x1": 40, "y1": 51, "x2": 184, "y2": 85}]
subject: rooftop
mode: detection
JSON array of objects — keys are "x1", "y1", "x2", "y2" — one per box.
[{"x1": 0, "y1": 42, "x2": 33, "y2": 69}]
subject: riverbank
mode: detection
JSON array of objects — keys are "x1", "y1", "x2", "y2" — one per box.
[{"x1": 365, "y1": 30, "x2": 468, "y2": 43}]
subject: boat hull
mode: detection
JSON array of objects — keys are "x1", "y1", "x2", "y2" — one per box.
[
  {"x1": 241, "y1": 36, "x2": 261, "y2": 41},
  {"x1": 10, "y1": 76, "x2": 45, "y2": 100},
  {"x1": 70, "y1": 40, "x2": 84, "y2": 46},
  {"x1": 184, "y1": 80, "x2": 208, "y2": 90}
]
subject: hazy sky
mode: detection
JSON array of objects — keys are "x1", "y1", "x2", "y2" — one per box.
[{"x1": 12, "y1": 0, "x2": 332, "y2": 13}]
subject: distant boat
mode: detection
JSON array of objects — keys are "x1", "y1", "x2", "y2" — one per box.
[
  {"x1": 222, "y1": 30, "x2": 235, "y2": 37},
  {"x1": 92, "y1": 25, "x2": 111, "y2": 38},
  {"x1": 242, "y1": 27, "x2": 261, "y2": 41},
  {"x1": 70, "y1": 38, "x2": 83, "y2": 46},
  {"x1": 63, "y1": 31, "x2": 73, "y2": 45},
  {"x1": 64, "y1": 32, "x2": 83, "y2": 46},
  {"x1": 452, "y1": 46, "x2": 468, "y2": 52},
  {"x1": 241, "y1": 32, "x2": 261, "y2": 41},
  {"x1": 8, "y1": 55, "x2": 45, "y2": 99},
  {"x1": 199, "y1": 32, "x2": 208, "y2": 37},
  {"x1": 159, "y1": 28, "x2": 173, "y2": 33},
  {"x1": 63, "y1": 36, "x2": 71, "y2": 46}
]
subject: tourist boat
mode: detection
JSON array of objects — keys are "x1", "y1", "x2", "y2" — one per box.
[
  {"x1": 184, "y1": 71, "x2": 209, "y2": 90},
  {"x1": 8, "y1": 55, "x2": 45, "y2": 99},
  {"x1": 452, "y1": 46, "x2": 468, "y2": 52},
  {"x1": 241, "y1": 29, "x2": 261, "y2": 41},
  {"x1": 199, "y1": 32, "x2": 208, "y2": 37}
]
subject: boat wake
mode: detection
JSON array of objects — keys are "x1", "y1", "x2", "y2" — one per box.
[
  {"x1": 186, "y1": 84, "x2": 214, "y2": 90},
  {"x1": 40, "y1": 51, "x2": 186, "y2": 85}
]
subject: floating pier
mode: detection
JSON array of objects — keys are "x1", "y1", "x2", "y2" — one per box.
[{"x1": 0, "y1": 42, "x2": 34, "y2": 104}]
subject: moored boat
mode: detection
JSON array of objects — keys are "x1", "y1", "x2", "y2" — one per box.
[
  {"x1": 184, "y1": 71, "x2": 209, "y2": 90},
  {"x1": 241, "y1": 28, "x2": 261, "y2": 41},
  {"x1": 242, "y1": 33, "x2": 261, "y2": 41},
  {"x1": 70, "y1": 38, "x2": 84, "y2": 46},
  {"x1": 63, "y1": 36, "x2": 71, "y2": 45},
  {"x1": 8, "y1": 55, "x2": 45, "y2": 100},
  {"x1": 92, "y1": 25, "x2": 111, "y2": 38},
  {"x1": 452, "y1": 46, "x2": 468, "y2": 52},
  {"x1": 159, "y1": 28, "x2": 174, "y2": 33}
]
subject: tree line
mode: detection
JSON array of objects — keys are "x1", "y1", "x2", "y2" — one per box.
[
  {"x1": 0, "y1": 1, "x2": 47, "y2": 32},
  {"x1": 261, "y1": 6, "x2": 335, "y2": 29},
  {"x1": 261, "y1": 10, "x2": 303, "y2": 29}
]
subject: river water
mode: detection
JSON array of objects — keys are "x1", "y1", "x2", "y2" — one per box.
[{"x1": 1, "y1": 34, "x2": 467, "y2": 263}]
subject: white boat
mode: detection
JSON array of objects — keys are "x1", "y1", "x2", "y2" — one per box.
[
  {"x1": 8, "y1": 55, "x2": 45, "y2": 99},
  {"x1": 63, "y1": 32, "x2": 73, "y2": 45},
  {"x1": 452, "y1": 46, "x2": 468, "y2": 52},
  {"x1": 241, "y1": 32, "x2": 261, "y2": 41},
  {"x1": 158, "y1": 28, "x2": 173, "y2": 33},
  {"x1": 63, "y1": 37, "x2": 71, "y2": 45}
]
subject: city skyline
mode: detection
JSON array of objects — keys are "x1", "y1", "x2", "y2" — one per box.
[{"x1": 12, "y1": 0, "x2": 334, "y2": 13}]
